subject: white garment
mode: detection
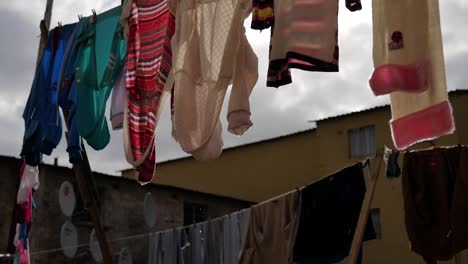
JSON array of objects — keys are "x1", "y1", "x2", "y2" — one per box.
[
  {"x1": 167, "y1": 0, "x2": 258, "y2": 160},
  {"x1": 17, "y1": 165, "x2": 39, "y2": 204},
  {"x1": 110, "y1": 72, "x2": 126, "y2": 130}
]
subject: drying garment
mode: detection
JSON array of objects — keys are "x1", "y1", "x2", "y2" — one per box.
[
  {"x1": 17, "y1": 165, "x2": 39, "y2": 204},
  {"x1": 402, "y1": 146, "x2": 468, "y2": 262},
  {"x1": 223, "y1": 208, "x2": 251, "y2": 264},
  {"x1": 120, "y1": 0, "x2": 133, "y2": 42},
  {"x1": 167, "y1": 0, "x2": 258, "y2": 161},
  {"x1": 293, "y1": 162, "x2": 377, "y2": 264},
  {"x1": 371, "y1": 0, "x2": 455, "y2": 150},
  {"x1": 148, "y1": 232, "x2": 162, "y2": 264},
  {"x1": 57, "y1": 18, "x2": 88, "y2": 163},
  {"x1": 251, "y1": 0, "x2": 274, "y2": 30},
  {"x1": 20, "y1": 24, "x2": 75, "y2": 166},
  {"x1": 239, "y1": 190, "x2": 300, "y2": 264},
  {"x1": 206, "y1": 218, "x2": 224, "y2": 264},
  {"x1": 253, "y1": 0, "x2": 362, "y2": 88},
  {"x1": 75, "y1": 6, "x2": 126, "y2": 151},
  {"x1": 14, "y1": 239, "x2": 30, "y2": 264},
  {"x1": 159, "y1": 229, "x2": 178, "y2": 263},
  {"x1": 123, "y1": 0, "x2": 175, "y2": 183},
  {"x1": 110, "y1": 72, "x2": 126, "y2": 130},
  {"x1": 177, "y1": 227, "x2": 190, "y2": 264},
  {"x1": 190, "y1": 222, "x2": 208, "y2": 264},
  {"x1": 386, "y1": 150, "x2": 401, "y2": 178}
]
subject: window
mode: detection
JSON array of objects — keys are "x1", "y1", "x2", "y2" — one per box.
[
  {"x1": 184, "y1": 202, "x2": 208, "y2": 226},
  {"x1": 348, "y1": 125, "x2": 376, "y2": 158}
]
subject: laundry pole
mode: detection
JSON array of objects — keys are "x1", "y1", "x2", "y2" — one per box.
[
  {"x1": 345, "y1": 150, "x2": 383, "y2": 264},
  {"x1": 35, "y1": 1, "x2": 114, "y2": 263}
]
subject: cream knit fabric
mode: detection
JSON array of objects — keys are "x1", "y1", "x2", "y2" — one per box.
[
  {"x1": 166, "y1": 0, "x2": 258, "y2": 160},
  {"x1": 372, "y1": 0, "x2": 455, "y2": 149}
]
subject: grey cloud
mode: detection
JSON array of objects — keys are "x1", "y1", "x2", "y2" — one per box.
[{"x1": 0, "y1": 0, "x2": 467, "y2": 174}]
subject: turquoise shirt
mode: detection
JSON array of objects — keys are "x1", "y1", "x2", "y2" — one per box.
[{"x1": 74, "y1": 6, "x2": 125, "y2": 150}]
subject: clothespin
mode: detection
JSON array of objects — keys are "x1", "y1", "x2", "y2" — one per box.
[
  {"x1": 58, "y1": 21, "x2": 63, "y2": 31},
  {"x1": 91, "y1": 9, "x2": 97, "y2": 23},
  {"x1": 78, "y1": 14, "x2": 83, "y2": 20}
]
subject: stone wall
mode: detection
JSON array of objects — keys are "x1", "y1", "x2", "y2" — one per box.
[{"x1": 0, "y1": 156, "x2": 249, "y2": 263}]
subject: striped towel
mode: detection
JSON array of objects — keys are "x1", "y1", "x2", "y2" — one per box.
[{"x1": 124, "y1": 0, "x2": 175, "y2": 183}]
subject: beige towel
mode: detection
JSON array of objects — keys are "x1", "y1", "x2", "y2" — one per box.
[{"x1": 372, "y1": 0, "x2": 455, "y2": 150}]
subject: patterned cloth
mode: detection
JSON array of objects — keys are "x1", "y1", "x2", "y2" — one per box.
[
  {"x1": 124, "y1": 0, "x2": 175, "y2": 182},
  {"x1": 251, "y1": 0, "x2": 365, "y2": 88}
]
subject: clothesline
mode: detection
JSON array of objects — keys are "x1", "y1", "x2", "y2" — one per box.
[{"x1": 25, "y1": 155, "x2": 375, "y2": 259}]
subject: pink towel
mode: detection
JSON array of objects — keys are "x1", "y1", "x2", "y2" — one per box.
[{"x1": 371, "y1": 0, "x2": 455, "y2": 150}]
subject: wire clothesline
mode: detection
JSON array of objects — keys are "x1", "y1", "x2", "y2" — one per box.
[{"x1": 27, "y1": 156, "x2": 377, "y2": 258}]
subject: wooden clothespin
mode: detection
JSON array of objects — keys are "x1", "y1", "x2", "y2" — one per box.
[{"x1": 91, "y1": 9, "x2": 97, "y2": 23}]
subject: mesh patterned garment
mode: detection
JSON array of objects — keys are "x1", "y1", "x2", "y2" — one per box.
[
  {"x1": 123, "y1": 0, "x2": 175, "y2": 183},
  {"x1": 166, "y1": 0, "x2": 258, "y2": 161}
]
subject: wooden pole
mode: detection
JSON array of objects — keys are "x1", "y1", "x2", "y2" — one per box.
[
  {"x1": 345, "y1": 150, "x2": 383, "y2": 264},
  {"x1": 33, "y1": 0, "x2": 114, "y2": 262},
  {"x1": 62, "y1": 116, "x2": 113, "y2": 264}
]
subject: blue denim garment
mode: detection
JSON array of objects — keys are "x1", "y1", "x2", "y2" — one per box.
[
  {"x1": 21, "y1": 24, "x2": 76, "y2": 165},
  {"x1": 58, "y1": 19, "x2": 86, "y2": 163},
  {"x1": 41, "y1": 24, "x2": 76, "y2": 155}
]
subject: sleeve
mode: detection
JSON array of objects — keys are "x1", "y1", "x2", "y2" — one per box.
[{"x1": 227, "y1": 29, "x2": 258, "y2": 135}]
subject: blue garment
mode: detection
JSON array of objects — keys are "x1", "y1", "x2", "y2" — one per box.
[
  {"x1": 58, "y1": 19, "x2": 87, "y2": 163},
  {"x1": 21, "y1": 24, "x2": 76, "y2": 165}
]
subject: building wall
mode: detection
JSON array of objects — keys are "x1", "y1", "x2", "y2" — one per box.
[
  {"x1": 0, "y1": 157, "x2": 22, "y2": 256},
  {"x1": 0, "y1": 157, "x2": 249, "y2": 263},
  {"x1": 148, "y1": 91, "x2": 468, "y2": 263}
]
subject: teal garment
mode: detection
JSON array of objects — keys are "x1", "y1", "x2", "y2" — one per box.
[
  {"x1": 96, "y1": 6, "x2": 123, "y2": 86},
  {"x1": 74, "y1": 6, "x2": 125, "y2": 150}
]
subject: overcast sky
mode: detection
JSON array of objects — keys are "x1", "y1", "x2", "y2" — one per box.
[{"x1": 0, "y1": 0, "x2": 466, "y2": 175}]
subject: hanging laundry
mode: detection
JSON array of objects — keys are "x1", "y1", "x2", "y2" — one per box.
[
  {"x1": 123, "y1": 0, "x2": 175, "y2": 183},
  {"x1": 177, "y1": 227, "x2": 190, "y2": 263},
  {"x1": 17, "y1": 165, "x2": 39, "y2": 204},
  {"x1": 222, "y1": 208, "x2": 251, "y2": 264},
  {"x1": 239, "y1": 190, "x2": 300, "y2": 264},
  {"x1": 159, "y1": 229, "x2": 178, "y2": 263},
  {"x1": 293, "y1": 162, "x2": 376, "y2": 264},
  {"x1": 147, "y1": 232, "x2": 161, "y2": 264},
  {"x1": 252, "y1": 0, "x2": 361, "y2": 88},
  {"x1": 206, "y1": 218, "x2": 224, "y2": 264},
  {"x1": 21, "y1": 24, "x2": 76, "y2": 166},
  {"x1": 13, "y1": 161, "x2": 35, "y2": 264},
  {"x1": 370, "y1": 0, "x2": 455, "y2": 150},
  {"x1": 120, "y1": 0, "x2": 133, "y2": 42},
  {"x1": 74, "y1": 6, "x2": 125, "y2": 151},
  {"x1": 57, "y1": 18, "x2": 88, "y2": 163},
  {"x1": 110, "y1": 72, "x2": 126, "y2": 130},
  {"x1": 402, "y1": 146, "x2": 468, "y2": 262},
  {"x1": 189, "y1": 222, "x2": 208, "y2": 264},
  {"x1": 385, "y1": 150, "x2": 401, "y2": 178},
  {"x1": 251, "y1": 0, "x2": 274, "y2": 30},
  {"x1": 167, "y1": 0, "x2": 258, "y2": 161}
]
